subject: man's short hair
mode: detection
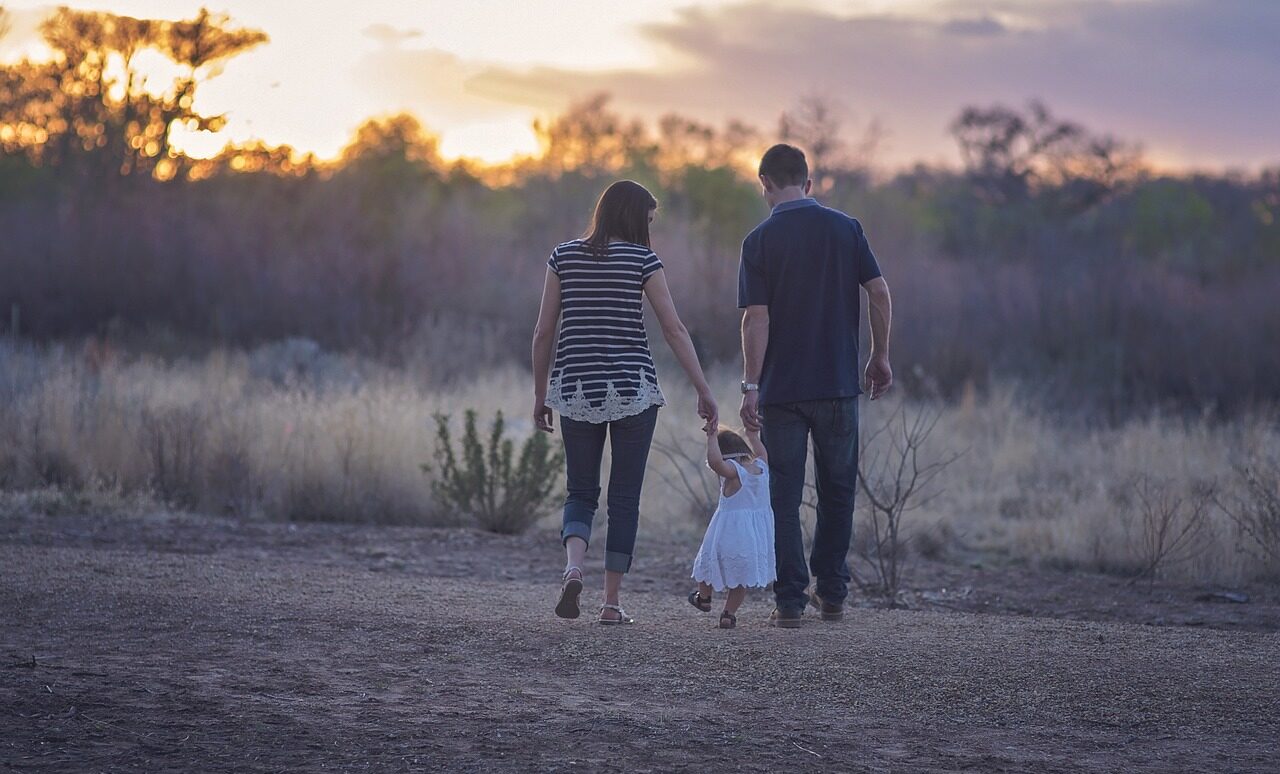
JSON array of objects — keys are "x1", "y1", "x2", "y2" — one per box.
[{"x1": 758, "y1": 144, "x2": 808, "y2": 188}]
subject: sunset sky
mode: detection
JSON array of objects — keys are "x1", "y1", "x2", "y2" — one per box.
[{"x1": 1, "y1": 0, "x2": 1277, "y2": 169}]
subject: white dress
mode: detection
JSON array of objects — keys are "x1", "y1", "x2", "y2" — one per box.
[{"x1": 691, "y1": 458, "x2": 777, "y2": 591}]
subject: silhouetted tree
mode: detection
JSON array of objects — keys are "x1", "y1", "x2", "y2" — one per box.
[
  {"x1": 950, "y1": 100, "x2": 1142, "y2": 209},
  {"x1": 531, "y1": 94, "x2": 653, "y2": 176},
  {"x1": 0, "y1": 7, "x2": 266, "y2": 180},
  {"x1": 189, "y1": 140, "x2": 315, "y2": 178},
  {"x1": 779, "y1": 95, "x2": 883, "y2": 192}
]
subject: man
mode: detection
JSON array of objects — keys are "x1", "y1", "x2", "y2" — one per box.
[{"x1": 738, "y1": 143, "x2": 893, "y2": 628}]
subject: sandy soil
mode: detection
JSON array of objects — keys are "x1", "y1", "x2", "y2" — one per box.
[{"x1": 2, "y1": 511, "x2": 1278, "y2": 773}]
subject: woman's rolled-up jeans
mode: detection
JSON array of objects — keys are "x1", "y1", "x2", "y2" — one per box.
[{"x1": 558, "y1": 406, "x2": 659, "y2": 573}]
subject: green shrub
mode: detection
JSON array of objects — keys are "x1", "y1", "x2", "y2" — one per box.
[{"x1": 426, "y1": 410, "x2": 564, "y2": 534}]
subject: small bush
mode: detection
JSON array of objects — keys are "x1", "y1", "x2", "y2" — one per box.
[
  {"x1": 426, "y1": 410, "x2": 564, "y2": 534},
  {"x1": 140, "y1": 405, "x2": 205, "y2": 508},
  {"x1": 1124, "y1": 474, "x2": 1214, "y2": 585},
  {"x1": 1217, "y1": 458, "x2": 1280, "y2": 579}
]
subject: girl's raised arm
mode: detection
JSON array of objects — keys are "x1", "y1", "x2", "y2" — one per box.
[
  {"x1": 705, "y1": 425, "x2": 738, "y2": 480},
  {"x1": 745, "y1": 428, "x2": 768, "y2": 465}
]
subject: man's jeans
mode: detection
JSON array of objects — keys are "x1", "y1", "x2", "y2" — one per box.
[
  {"x1": 762, "y1": 397, "x2": 859, "y2": 612},
  {"x1": 559, "y1": 406, "x2": 659, "y2": 574}
]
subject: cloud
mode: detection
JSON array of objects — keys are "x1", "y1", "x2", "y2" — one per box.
[
  {"x1": 940, "y1": 15, "x2": 1007, "y2": 37},
  {"x1": 361, "y1": 23, "x2": 423, "y2": 48},
  {"x1": 353, "y1": 47, "x2": 541, "y2": 127},
  {"x1": 446, "y1": 0, "x2": 1280, "y2": 168}
]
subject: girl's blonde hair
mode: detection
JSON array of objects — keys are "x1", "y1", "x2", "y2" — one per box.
[{"x1": 716, "y1": 427, "x2": 752, "y2": 458}]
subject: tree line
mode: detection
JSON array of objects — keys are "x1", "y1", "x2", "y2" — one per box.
[{"x1": 1, "y1": 6, "x2": 1278, "y2": 416}]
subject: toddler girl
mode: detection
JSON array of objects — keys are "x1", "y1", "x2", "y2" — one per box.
[{"x1": 688, "y1": 425, "x2": 776, "y2": 628}]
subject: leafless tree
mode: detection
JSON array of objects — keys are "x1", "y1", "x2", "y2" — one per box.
[
  {"x1": 854, "y1": 405, "x2": 961, "y2": 602},
  {"x1": 1127, "y1": 475, "x2": 1214, "y2": 586},
  {"x1": 1215, "y1": 458, "x2": 1280, "y2": 578},
  {"x1": 651, "y1": 431, "x2": 718, "y2": 523},
  {"x1": 778, "y1": 95, "x2": 883, "y2": 187}
]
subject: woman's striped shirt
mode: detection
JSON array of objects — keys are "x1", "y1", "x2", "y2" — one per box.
[{"x1": 545, "y1": 239, "x2": 667, "y2": 424}]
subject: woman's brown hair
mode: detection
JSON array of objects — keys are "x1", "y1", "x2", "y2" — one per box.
[{"x1": 583, "y1": 180, "x2": 657, "y2": 256}]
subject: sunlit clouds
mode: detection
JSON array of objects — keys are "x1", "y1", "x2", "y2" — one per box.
[{"x1": 2, "y1": 0, "x2": 1277, "y2": 169}]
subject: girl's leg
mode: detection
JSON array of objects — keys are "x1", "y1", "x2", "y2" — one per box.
[
  {"x1": 698, "y1": 582, "x2": 714, "y2": 600},
  {"x1": 724, "y1": 586, "x2": 748, "y2": 615},
  {"x1": 600, "y1": 407, "x2": 659, "y2": 620}
]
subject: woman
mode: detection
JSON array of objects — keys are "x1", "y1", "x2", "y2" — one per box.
[{"x1": 532, "y1": 180, "x2": 718, "y2": 625}]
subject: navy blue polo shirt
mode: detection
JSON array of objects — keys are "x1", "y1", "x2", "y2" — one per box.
[{"x1": 737, "y1": 198, "x2": 883, "y2": 406}]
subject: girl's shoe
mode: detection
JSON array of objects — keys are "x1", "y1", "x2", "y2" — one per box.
[
  {"x1": 688, "y1": 589, "x2": 712, "y2": 612},
  {"x1": 598, "y1": 604, "x2": 635, "y2": 625},
  {"x1": 555, "y1": 567, "x2": 584, "y2": 619},
  {"x1": 718, "y1": 611, "x2": 737, "y2": 629}
]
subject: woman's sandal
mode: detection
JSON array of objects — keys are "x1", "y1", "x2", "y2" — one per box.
[
  {"x1": 688, "y1": 589, "x2": 712, "y2": 612},
  {"x1": 598, "y1": 604, "x2": 635, "y2": 626},
  {"x1": 719, "y1": 611, "x2": 737, "y2": 629},
  {"x1": 555, "y1": 567, "x2": 584, "y2": 619}
]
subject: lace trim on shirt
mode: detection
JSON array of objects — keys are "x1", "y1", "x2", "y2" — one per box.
[{"x1": 545, "y1": 374, "x2": 666, "y2": 424}]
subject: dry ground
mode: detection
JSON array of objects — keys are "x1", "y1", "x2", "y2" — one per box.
[{"x1": 2, "y1": 511, "x2": 1278, "y2": 773}]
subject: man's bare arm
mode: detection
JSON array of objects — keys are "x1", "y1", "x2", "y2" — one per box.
[
  {"x1": 740, "y1": 305, "x2": 769, "y2": 430},
  {"x1": 863, "y1": 276, "x2": 893, "y2": 399}
]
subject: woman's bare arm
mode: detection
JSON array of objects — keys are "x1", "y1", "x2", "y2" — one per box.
[
  {"x1": 531, "y1": 267, "x2": 560, "y2": 432},
  {"x1": 643, "y1": 269, "x2": 717, "y2": 430}
]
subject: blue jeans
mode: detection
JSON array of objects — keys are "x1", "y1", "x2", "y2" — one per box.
[
  {"x1": 559, "y1": 406, "x2": 658, "y2": 573},
  {"x1": 762, "y1": 397, "x2": 859, "y2": 612}
]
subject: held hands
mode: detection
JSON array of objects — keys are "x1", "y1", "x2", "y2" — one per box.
[
  {"x1": 865, "y1": 353, "x2": 893, "y2": 400},
  {"x1": 697, "y1": 387, "x2": 719, "y2": 434}
]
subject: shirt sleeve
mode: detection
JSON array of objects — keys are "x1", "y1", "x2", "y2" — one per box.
[
  {"x1": 737, "y1": 231, "x2": 769, "y2": 308},
  {"x1": 852, "y1": 219, "x2": 883, "y2": 284},
  {"x1": 641, "y1": 251, "x2": 663, "y2": 283},
  {"x1": 546, "y1": 246, "x2": 561, "y2": 275}
]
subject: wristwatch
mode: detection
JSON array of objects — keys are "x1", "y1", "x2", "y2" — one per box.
[{"x1": 740, "y1": 381, "x2": 759, "y2": 394}]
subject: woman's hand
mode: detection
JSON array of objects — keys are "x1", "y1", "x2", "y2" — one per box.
[
  {"x1": 534, "y1": 400, "x2": 554, "y2": 433},
  {"x1": 697, "y1": 388, "x2": 718, "y2": 433}
]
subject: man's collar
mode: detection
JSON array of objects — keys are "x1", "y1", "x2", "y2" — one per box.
[{"x1": 771, "y1": 197, "x2": 819, "y2": 215}]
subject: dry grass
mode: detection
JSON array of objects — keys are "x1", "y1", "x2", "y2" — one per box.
[{"x1": 1, "y1": 338, "x2": 1276, "y2": 585}]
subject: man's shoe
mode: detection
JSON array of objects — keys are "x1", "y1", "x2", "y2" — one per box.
[
  {"x1": 768, "y1": 607, "x2": 804, "y2": 628},
  {"x1": 808, "y1": 590, "x2": 845, "y2": 622}
]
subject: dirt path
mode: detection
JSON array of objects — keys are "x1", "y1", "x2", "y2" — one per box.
[{"x1": 2, "y1": 513, "x2": 1278, "y2": 773}]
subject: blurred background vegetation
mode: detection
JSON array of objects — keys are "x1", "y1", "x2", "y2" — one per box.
[
  {"x1": 2, "y1": 6, "x2": 1277, "y2": 417},
  {"x1": 1, "y1": 7, "x2": 1277, "y2": 584}
]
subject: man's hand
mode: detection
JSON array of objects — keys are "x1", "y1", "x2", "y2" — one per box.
[
  {"x1": 534, "y1": 400, "x2": 554, "y2": 433},
  {"x1": 740, "y1": 390, "x2": 761, "y2": 432},
  {"x1": 865, "y1": 354, "x2": 893, "y2": 400}
]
